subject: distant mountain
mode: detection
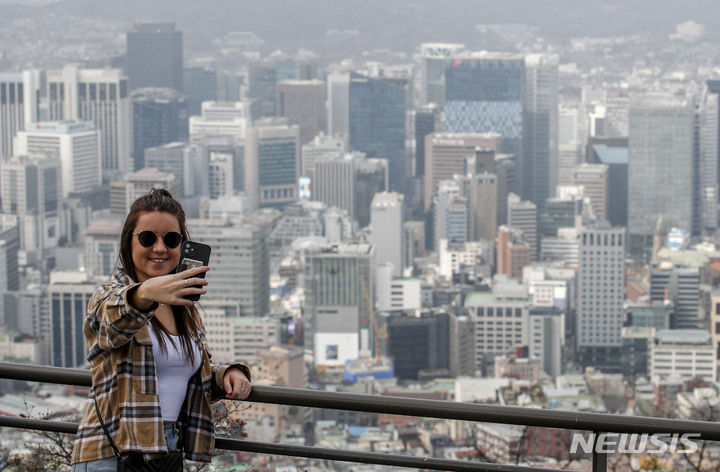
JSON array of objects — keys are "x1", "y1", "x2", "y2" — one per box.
[{"x1": 20, "y1": 0, "x2": 720, "y2": 55}]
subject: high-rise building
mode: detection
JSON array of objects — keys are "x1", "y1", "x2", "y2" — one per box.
[
  {"x1": 244, "y1": 118, "x2": 300, "y2": 211},
  {"x1": 572, "y1": 163, "x2": 609, "y2": 221},
  {"x1": 464, "y1": 286, "x2": 531, "y2": 376},
  {"x1": 539, "y1": 195, "x2": 582, "y2": 238},
  {"x1": 247, "y1": 62, "x2": 277, "y2": 119},
  {"x1": 577, "y1": 222, "x2": 625, "y2": 372},
  {"x1": 418, "y1": 43, "x2": 465, "y2": 108},
  {"x1": 413, "y1": 104, "x2": 439, "y2": 178},
  {"x1": 0, "y1": 217, "x2": 20, "y2": 292},
  {"x1": 326, "y1": 72, "x2": 350, "y2": 136},
  {"x1": 529, "y1": 306, "x2": 564, "y2": 381},
  {"x1": 1, "y1": 155, "x2": 62, "y2": 254},
  {"x1": 131, "y1": 87, "x2": 188, "y2": 170},
  {"x1": 650, "y1": 262, "x2": 700, "y2": 330},
  {"x1": 507, "y1": 193, "x2": 538, "y2": 261},
  {"x1": 15, "y1": 121, "x2": 101, "y2": 197},
  {"x1": 354, "y1": 158, "x2": 389, "y2": 229},
  {"x1": 370, "y1": 192, "x2": 405, "y2": 277},
  {"x1": 109, "y1": 168, "x2": 179, "y2": 216},
  {"x1": 432, "y1": 180, "x2": 468, "y2": 249},
  {"x1": 0, "y1": 73, "x2": 23, "y2": 160},
  {"x1": 183, "y1": 67, "x2": 217, "y2": 117},
  {"x1": 208, "y1": 151, "x2": 234, "y2": 199},
  {"x1": 276, "y1": 80, "x2": 326, "y2": 146},
  {"x1": 445, "y1": 52, "x2": 558, "y2": 207},
  {"x1": 126, "y1": 22, "x2": 183, "y2": 92},
  {"x1": 188, "y1": 101, "x2": 251, "y2": 145},
  {"x1": 628, "y1": 93, "x2": 694, "y2": 255},
  {"x1": 424, "y1": 132, "x2": 502, "y2": 210},
  {"x1": 145, "y1": 142, "x2": 194, "y2": 197},
  {"x1": 540, "y1": 227, "x2": 579, "y2": 265},
  {"x1": 496, "y1": 226, "x2": 531, "y2": 280},
  {"x1": 587, "y1": 138, "x2": 629, "y2": 228},
  {"x1": 303, "y1": 243, "x2": 375, "y2": 366},
  {"x1": 469, "y1": 172, "x2": 498, "y2": 242},
  {"x1": 84, "y1": 219, "x2": 122, "y2": 278},
  {"x1": 523, "y1": 54, "x2": 559, "y2": 206},
  {"x1": 650, "y1": 330, "x2": 716, "y2": 382},
  {"x1": 383, "y1": 310, "x2": 451, "y2": 381},
  {"x1": 313, "y1": 153, "x2": 356, "y2": 218},
  {"x1": 348, "y1": 72, "x2": 406, "y2": 190},
  {"x1": 300, "y1": 133, "x2": 348, "y2": 180},
  {"x1": 48, "y1": 271, "x2": 98, "y2": 367},
  {"x1": 698, "y1": 83, "x2": 719, "y2": 237},
  {"x1": 188, "y1": 219, "x2": 269, "y2": 318},
  {"x1": 46, "y1": 65, "x2": 131, "y2": 177}
]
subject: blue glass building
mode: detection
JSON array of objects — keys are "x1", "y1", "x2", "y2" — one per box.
[{"x1": 348, "y1": 72, "x2": 406, "y2": 190}]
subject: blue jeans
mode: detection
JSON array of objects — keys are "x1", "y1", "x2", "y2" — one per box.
[{"x1": 71, "y1": 423, "x2": 181, "y2": 471}]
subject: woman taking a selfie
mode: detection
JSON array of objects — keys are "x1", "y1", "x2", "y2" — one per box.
[{"x1": 71, "y1": 188, "x2": 252, "y2": 471}]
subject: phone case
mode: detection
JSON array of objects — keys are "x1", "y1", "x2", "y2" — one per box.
[{"x1": 176, "y1": 240, "x2": 211, "y2": 301}]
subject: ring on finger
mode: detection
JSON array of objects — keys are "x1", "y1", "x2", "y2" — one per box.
[{"x1": 184, "y1": 279, "x2": 188, "y2": 288}]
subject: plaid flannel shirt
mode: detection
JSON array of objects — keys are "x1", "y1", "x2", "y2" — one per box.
[{"x1": 71, "y1": 269, "x2": 250, "y2": 464}]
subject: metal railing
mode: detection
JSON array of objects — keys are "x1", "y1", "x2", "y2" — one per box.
[{"x1": 0, "y1": 362, "x2": 718, "y2": 472}]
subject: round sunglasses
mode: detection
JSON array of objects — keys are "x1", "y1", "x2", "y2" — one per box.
[{"x1": 133, "y1": 230, "x2": 184, "y2": 249}]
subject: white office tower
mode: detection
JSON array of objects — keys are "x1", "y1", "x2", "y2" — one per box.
[
  {"x1": 202, "y1": 305, "x2": 280, "y2": 365},
  {"x1": 507, "y1": 193, "x2": 538, "y2": 261},
  {"x1": 84, "y1": 219, "x2": 122, "y2": 278},
  {"x1": 46, "y1": 65, "x2": 131, "y2": 178},
  {"x1": 244, "y1": 119, "x2": 300, "y2": 211},
  {"x1": 577, "y1": 222, "x2": 625, "y2": 371},
  {"x1": 327, "y1": 72, "x2": 350, "y2": 135},
  {"x1": 313, "y1": 153, "x2": 356, "y2": 218},
  {"x1": 464, "y1": 283, "x2": 531, "y2": 376},
  {"x1": 187, "y1": 219, "x2": 269, "y2": 318},
  {"x1": 628, "y1": 93, "x2": 693, "y2": 254},
  {"x1": 370, "y1": 192, "x2": 405, "y2": 277},
  {"x1": 650, "y1": 330, "x2": 716, "y2": 382},
  {"x1": 301, "y1": 133, "x2": 349, "y2": 180},
  {"x1": 376, "y1": 263, "x2": 422, "y2": 312},
  {"x1": 304, "y1": 243, "x2": 375, "y2": 366},
  {"x1": 698, "y1": 85, "x2": 719, "y2": 236},
  {"x1": 47, "y1": 271, "x2": 98, "y2": 367},
  {"x1": 433, "y1": 180, "x2": 468, "y2": 250},
  {"x1": 15, "y1": 121, "x2": 101, "y2": 197},
  {"x1": 1, "y1": 155, "x2": 62, "y2": 254},
  {"x1": 189, "y1": 101, "x2": 251, "y2": 145}
]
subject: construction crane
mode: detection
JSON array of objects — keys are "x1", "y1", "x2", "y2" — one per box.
[{"x1": 359, "y1": 274, "x2": 387, "y2": 365}]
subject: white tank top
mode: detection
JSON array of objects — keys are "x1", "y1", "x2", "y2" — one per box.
[{"x1": 147, "y1": 322, "x2": 202, "y2": 422}]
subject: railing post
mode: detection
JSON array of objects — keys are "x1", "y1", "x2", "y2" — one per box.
[{"x1": 591, "y1": 431, "x2": 608, "y2": 472}]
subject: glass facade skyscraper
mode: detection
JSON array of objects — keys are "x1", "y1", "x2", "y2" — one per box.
[
  {"x1": 126, "y1": 22, "x2": 183, "y2": 93},
  {"x1": 348, "y1": 72, "x2": 406, "y2": 191},
  {"x1": 628, "y1": 93, "x2": 694, "y2": 255},
  {"x1": 444, "y1": 53, "x2": 558, "y2": 208}
]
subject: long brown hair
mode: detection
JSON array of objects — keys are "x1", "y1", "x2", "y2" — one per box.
[{"x1": 118, "y1": 188, "x2": 200, "y2": 362}]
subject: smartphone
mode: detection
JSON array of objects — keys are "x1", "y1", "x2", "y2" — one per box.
[{"x1": 175, "y1": 240, "x2": 211, "y2": 301}]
